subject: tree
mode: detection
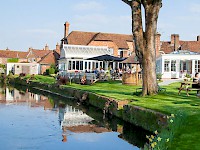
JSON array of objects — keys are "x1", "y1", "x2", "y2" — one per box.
[{"x1": 122, "y1": 0, "x2": 162, "y2": 96}]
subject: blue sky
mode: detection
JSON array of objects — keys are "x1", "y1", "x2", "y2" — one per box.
[{"x1": 0, "y1": 0, "x2": 200, "y2": 51}]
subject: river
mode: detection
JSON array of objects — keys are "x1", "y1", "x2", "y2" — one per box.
[{"x1": 0, "y1": 84, "x2": 150, "y2": 150}]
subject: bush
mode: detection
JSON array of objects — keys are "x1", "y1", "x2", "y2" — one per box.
[
  {"x1": 49, "y1": 67, "x2": 55, "y2": 74},
  {"x1": 58, "y1": 76, "x2": 68, "y2": 85},
  {"x1": 156, "y1": 73, "x2": 162, "y2": 81},
  {"x1": 45, "y1": 67, "x2": 55, "y2": 75},
  {"x1": 19, "y1": 73, "x2": 26, "y2": 77},
  {"x1": 30, "y1": 74, "x2": 35, "y2": 80}
]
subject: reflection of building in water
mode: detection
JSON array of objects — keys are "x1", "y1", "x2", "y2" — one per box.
[
  {"x1": 60, "y1": 105, "x2": 94, "y2": 127},
  {"x1": 0, "y1": 88, "x2": 55, "y2": 110},
  {"x1": 60, "y1": 105, "x2": 111, "y2": 142}
]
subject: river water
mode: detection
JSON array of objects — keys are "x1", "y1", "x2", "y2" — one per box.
[{"x1": 0, "y1": 84, "x2": 149, "y2": 150}]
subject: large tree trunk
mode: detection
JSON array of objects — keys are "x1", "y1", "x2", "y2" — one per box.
[
  {"x1": 123, "y1": 0, "x2": 162, "y2": 96},
  {"x1": 141, "y1": 1, "x2": 161, "y2": 96}
]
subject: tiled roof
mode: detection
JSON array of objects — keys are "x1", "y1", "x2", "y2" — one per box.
[
  {"x1": 93, "y1": 33, "x2": 133, "y2": 49},
  {"x1": 0, "y1": 50, "x2": 28, "y2": 58},
  {"x1": 66, "y1": 31, "x2": 133, "y2": 49},
  {"x1": 161, "y1": 41, "x2": 200, "y2": 54},
  {"x1": 38, "y1": 51, "x2": 56, "y2": 64},
  {"x1": 180, "y1": 41, "x2": 200, "y2": 53},
  {"x1": 67, "y1": 31, "x2": 97, "y2": 45},
  {"x1": 31, "y1": 49, "x2": 51, "y2": 58},
  {"x1": 122, "y1": 53, "x2": 139, "y2": 64}
]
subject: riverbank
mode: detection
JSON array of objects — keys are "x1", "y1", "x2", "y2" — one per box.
[{"x1": 8, "y1": 75, "x2": 200, "y2": 149}]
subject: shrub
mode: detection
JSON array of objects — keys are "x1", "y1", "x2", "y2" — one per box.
[
  {"x1": 49, "y1": 67, "x2": 55, "y2": 74},
  {"x1": 58, "y1": 76, "x2": 68, "y2": 85},
  {"x1": 156, "y1": 73, "x2": 162, "y2": 81},
  {"x1": 45, "y1": 67, "x2": 55, "y2": 75},
  {"x1": 19, "y1": 73, "x2": 26, "y2": 77},
  {"x1": 30, "y1": 74, "x2": 35, "y2": 80}
]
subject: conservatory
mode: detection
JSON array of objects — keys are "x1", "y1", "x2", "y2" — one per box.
[
  {"x1": 156, "y1": 50, "x2": 200, "y2": 79},
  {"x1": 58, "y1": 44, "x2": 114, "y2": 73}
]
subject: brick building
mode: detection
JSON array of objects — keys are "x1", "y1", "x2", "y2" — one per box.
[
  {"x1": 1, "y1": 44, "x2": 61, "y2": 74},
  {"x1": 61, "y1": 22, "x2": 162, "y2": 59},
  {"x1": 0, "y1": 48, "x2": 28, "y2": 64},
  {"x1": 160, "y1": 34, "x2": 200, "y2": 54}
]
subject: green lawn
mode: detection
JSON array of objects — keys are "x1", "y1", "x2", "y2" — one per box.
[
  {"x1": 20, "y1": 75, "x2": 200, "y2": 149},
  {"x1": 22, "y1": 75, "x2": 56, "y2": 84}
]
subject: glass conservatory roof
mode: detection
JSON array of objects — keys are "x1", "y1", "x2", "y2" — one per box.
[{"x1": 170, "y1": 50, "x2": 200, "y2": 55}]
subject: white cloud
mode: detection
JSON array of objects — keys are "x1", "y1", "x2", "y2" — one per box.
[
  {"x1": 73, "y1": 1, "x2": 105, "y2": 11},
  {"x1": 189, "y1": 3, "x2": 200, "y2": 13}
]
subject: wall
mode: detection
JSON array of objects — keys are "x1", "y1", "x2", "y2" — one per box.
[{"x1": 40, "y1": 65, "x2": 50, "y2": 74}]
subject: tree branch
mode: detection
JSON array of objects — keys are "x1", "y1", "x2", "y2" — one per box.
[{"x1": 122, "y1": 0, "x2": 132, "y2": 6}]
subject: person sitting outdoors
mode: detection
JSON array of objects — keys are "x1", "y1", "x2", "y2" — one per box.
[{"x1": 193, "y1": 73, "x2": 199, "y2": 83}]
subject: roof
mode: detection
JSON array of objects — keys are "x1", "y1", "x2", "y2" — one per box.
[
  {"x1": 0, "y1": 50, "x2": 28, "y2": 58},
  {"x1": 122, "y1": 54, "x2": 140, "y2": 64},
  {"x1": 38, "y1": 51, "x2": 56, "y2": 64},
  {"x1": 180, "y1": 41, "x2": 200, "y2": 53},
  {"x1": 161, "y1": 41, "x2": 200, "y2": 54},
  {"x1": 66, "y1": 31, "x2": 133, "y2": 49},
  {"x1": 31, "y1": 49, "x2": 51, "y2": 58}
]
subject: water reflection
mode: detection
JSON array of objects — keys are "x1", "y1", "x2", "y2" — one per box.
[{"x1": 0, "y1": 84, "x2": 150, "y2": 149}]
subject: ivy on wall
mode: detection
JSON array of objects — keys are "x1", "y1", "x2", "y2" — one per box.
[{"x1": 7, "y1": 58, "x2": 19, "y2": 63}]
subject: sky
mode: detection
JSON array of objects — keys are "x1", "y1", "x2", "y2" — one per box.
[{"x1": 0, "y1": 0, "x2": 200, "y2": 51}]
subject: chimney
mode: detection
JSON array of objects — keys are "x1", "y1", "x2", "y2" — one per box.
[
  {"x1": 155, "y1": 33, "x2": 161, "y2": 57},
  {"x1": 29, "y1": 47, "x2": 33, "y2": 51},
  {"x1": 45, "y1": 44, "x2": 49, "y2": 50},
  {"x1": 56, "y1": 43, "x2": 60, "y2": 50},
  {"x1": 197, "y1": 36, "x2": 200, "y2": 41},
  {"x1": 64, "y1": 21, "x2": 70, "y2": 38},
  {"x1": 171, "y1": 34, "x2": 180, "y2": 51}
]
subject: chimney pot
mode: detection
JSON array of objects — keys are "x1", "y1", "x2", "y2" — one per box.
[
  {"x1": 64, "y1": 21, "x2": 70, "y2": 38},
  {"x1": 197, "y1": 36, "x2": 200, "y2": 41},
  {"x1": 45, "y1": 44, "x2": 49, "y2": 50}
]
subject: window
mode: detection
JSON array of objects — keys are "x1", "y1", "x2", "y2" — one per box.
[
  {"x1": 164, "y1": 60, "x2": 170, "y2": 72},
  {"x1": 120, "y1": 51, "x2": 123, "y2": 58},
  {"x1": 68, "y1": 61, "x2": 72, "y2": 70},
  {"x1": 76, "y1": 61, "x2": 80, "y2": 70},
  {"x1": 80, "y1": 61, "x2": 83, "y2": 70},
  {"x1": 72, "y1": 61, "x2": 75, "y2": 70},
  {"x1": 195, "y1": 60, "x2": 200, "y2": 73},
  {"x1": 96, "y1": 62, "x2": 99, "y2": 68},
  {"x1": 100, "y1": 62, "x2": 103, "y2": 69},
  {"x1": 171, "y1": 60, "x2": 176, "y2": 71},
  {"x1": 85, "y1": 62, "x2": 87, "y2": 70},
  {"x1": 89, "y1": 62, "x2": 91, "y2": 70}
]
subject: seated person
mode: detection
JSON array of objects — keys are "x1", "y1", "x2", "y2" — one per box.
[
  {"x1": 192, "y1": 73, "x2": 200, "y2": 88},
  {"x1": 193, "y1": 73, "x2": 199, "y2": 83}
]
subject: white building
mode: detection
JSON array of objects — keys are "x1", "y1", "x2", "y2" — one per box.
[
  {"x1": 156, "y1": 50, "x2": 200, "y2": 79},
  {"x1": 6, "y1": 63, "x2": 40, "y2": 75},
  {"x1": 58, "y1": 44, "x2": 113, "y2": 73}
]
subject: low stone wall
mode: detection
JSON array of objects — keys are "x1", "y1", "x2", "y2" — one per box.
[{"x1": 9, "y1": 77, "x2": 167, "y2": 132}]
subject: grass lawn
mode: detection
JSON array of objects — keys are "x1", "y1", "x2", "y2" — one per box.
[
  {"x1": 20, "y1": 75, "x2": 200, "y2": 149},
  {"x1": 22, "y1": 75, "x2": 56, "y2": 84}
]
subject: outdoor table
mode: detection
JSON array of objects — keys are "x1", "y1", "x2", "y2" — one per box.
[{"x1": 178, "y1": 81, "x2": 199, "y2": 96}]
